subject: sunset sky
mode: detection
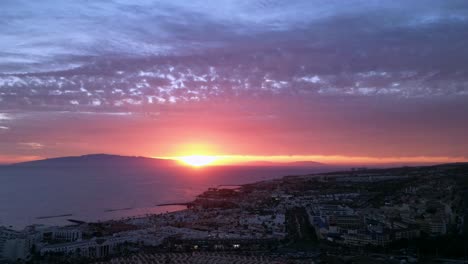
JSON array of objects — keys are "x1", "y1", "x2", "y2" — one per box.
[{"x1": 1, "y1": 0, "x2": 468, "y2": 165}]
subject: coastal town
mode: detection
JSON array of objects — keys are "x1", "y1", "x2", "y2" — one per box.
[{"x1": 1, "y1": 163, "x2": 468, "y2": 263}]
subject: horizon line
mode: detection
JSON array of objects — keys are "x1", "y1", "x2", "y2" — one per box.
[{"x1": 1, "y1": 153, "x2": 467, "y2": 167}]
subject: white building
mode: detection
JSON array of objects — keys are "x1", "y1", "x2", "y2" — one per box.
[
  {"x1": 0, "y1": 227, "x2": 19, "y2": 258},
  {"x1": 2, "y1": 237, "x2": 32, "y2": 261},
  {"x1": 40, "y1": 234, "x2": 135, "y2": 258},
  {"x1": 47, "y1": 226, "x2": 83, "y2": 241}
]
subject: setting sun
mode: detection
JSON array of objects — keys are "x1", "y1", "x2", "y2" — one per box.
[{"x1": 179, "y1": 155, "x2": 217, "y2": 167}]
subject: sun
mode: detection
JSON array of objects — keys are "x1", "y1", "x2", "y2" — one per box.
[{"x1": 179, "y1": 155, "x2": 217, "y2": 167}]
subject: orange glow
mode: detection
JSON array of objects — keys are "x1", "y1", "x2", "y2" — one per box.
[
  {"x1": 164, "y1": 139, "x2": 468, "y2": 167},
  {"x1": 0, "y1": 155, "x2": 43, "y2": 165},
  {"x1": 179, "y1": 155, "x2": 217, "y2": 167},
  {"x1": 165, "y1": 154, "x2": 468, "y2": 166}
]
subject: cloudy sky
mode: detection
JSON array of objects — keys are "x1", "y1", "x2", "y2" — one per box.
[{"x1": 1, "y1": 0, "x2": 468, "y2": 164}]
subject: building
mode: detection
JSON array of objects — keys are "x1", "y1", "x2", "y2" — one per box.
[
  {"x1": 0, "y1": 227, "x2": 42, "y2": 262},
  {"x1": 40, "y1": 234, "x2": 135, "y2": 258},
  {"x1": 0, "y1": 227, "x2": 19, "y2": 256},
  {"x1": 421, "y1": 216, "x2": 447, "y2": 236},
  {"x1": 46, "y1": 226, "x2": 82, "y2": 242},
  {"x1": 343, "y1": 232, "x2": 391, "y2": 247},
  {"x1": 2, "y1": 237, "x2": 32, "y2": 261},
  {"x1": 331, "y1": 215, "x2": 362, "y2": 229}
]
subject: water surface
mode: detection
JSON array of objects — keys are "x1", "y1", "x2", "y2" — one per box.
[{"x1": 0, "y1": 164, "x2": 333, "y2": 229}]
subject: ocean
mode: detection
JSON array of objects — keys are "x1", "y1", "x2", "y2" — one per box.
[{"x1": 0, "y1": 164, "x2": 335, "y2": 229}]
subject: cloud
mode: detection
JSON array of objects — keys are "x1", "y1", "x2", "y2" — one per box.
[
  {"x1": 18, "y1": 142, "x2": 45, "y2": 150},
  {"x1": 0, "y1": 1, "x2": 468, "y2": 160},
  {"x1": 0, "y1": 113, "x2": 12, "y2": 120},
  {"x1": 1, "y1": 55, "x2": 467, "y2": 112},
  {"x1": 1, "y1": 1, "x2": 467, "y2": 105},
  {"x1": 1, "y1": 0, "x2": 468, "y2": 73}
]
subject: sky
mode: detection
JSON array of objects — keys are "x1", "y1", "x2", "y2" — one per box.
[{"x1": 1, "y1": 0, "x2": 468, "y2": 165}]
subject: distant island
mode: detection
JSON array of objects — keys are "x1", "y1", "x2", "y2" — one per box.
[{"x1": 2, "y1": 153, "x2": 328, "y2": 168}]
